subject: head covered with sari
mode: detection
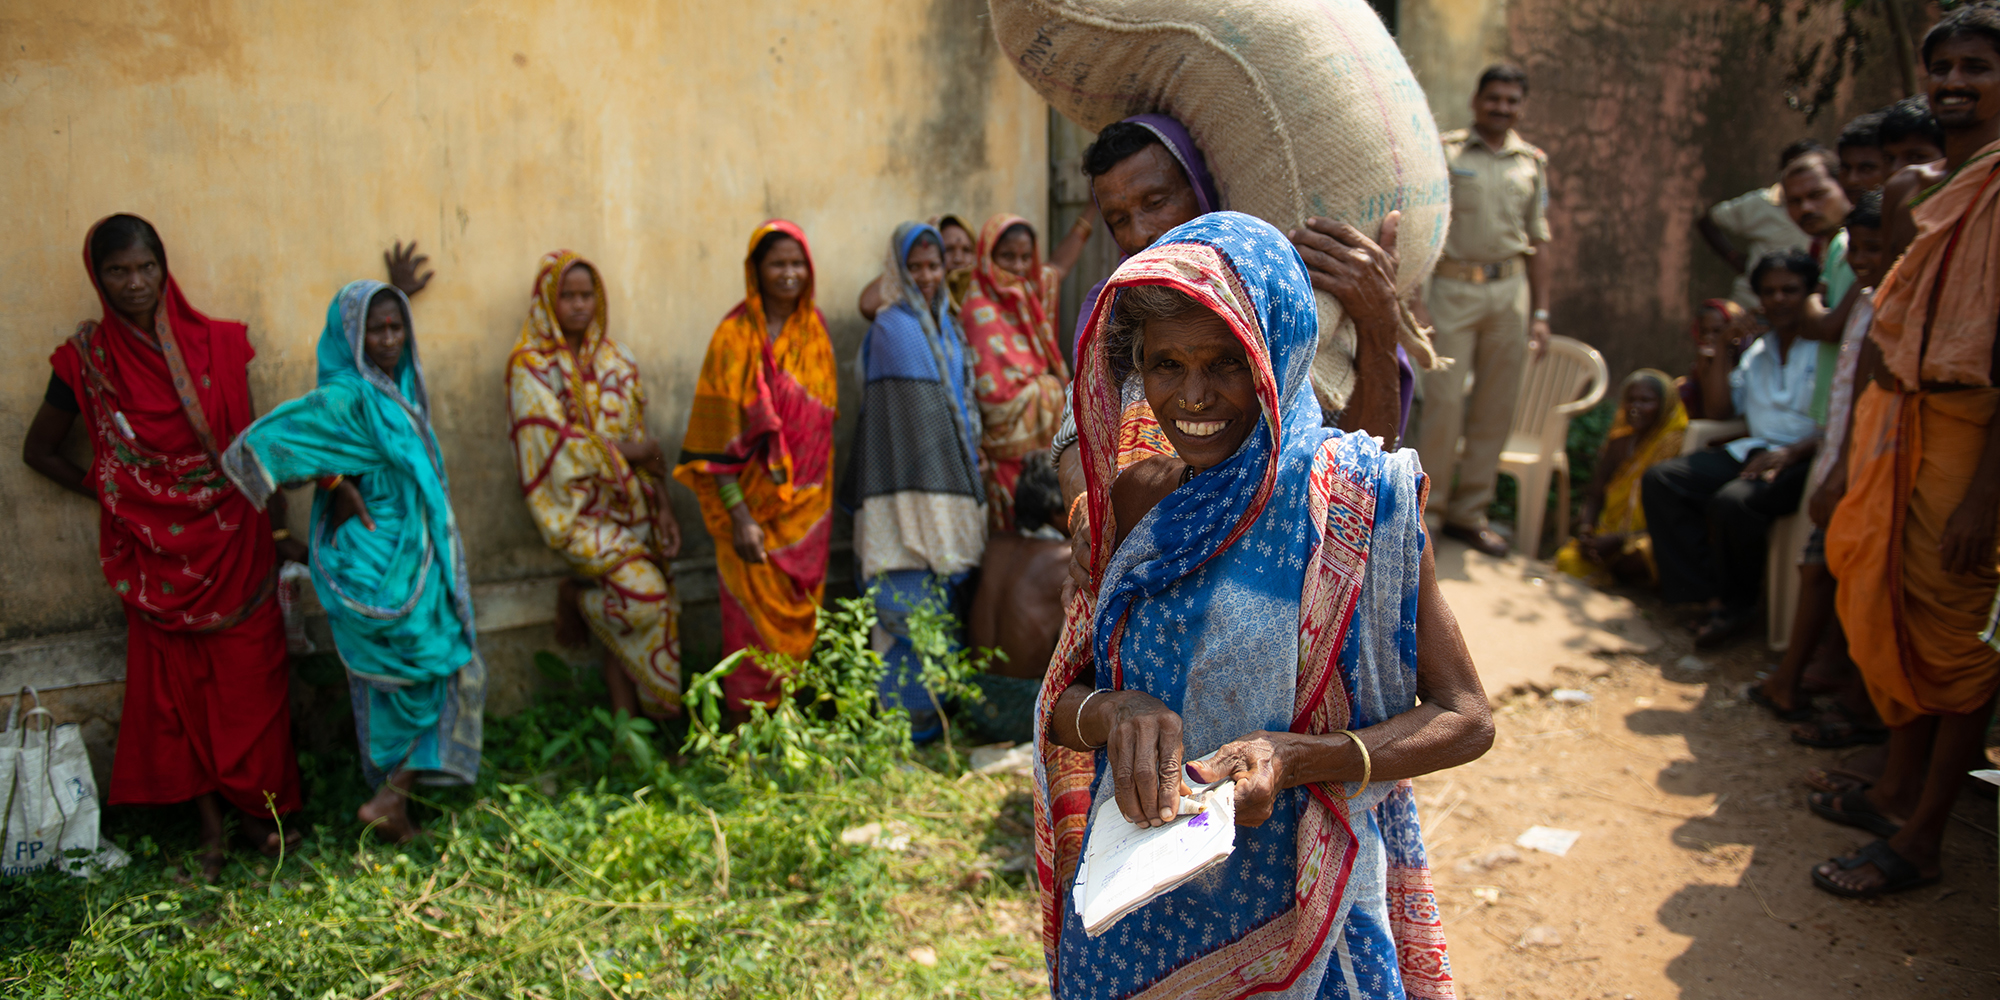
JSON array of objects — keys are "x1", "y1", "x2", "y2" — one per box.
[
  {"x1": 675, "y1": 221, "x2": 838, "y2": 706},
  {"x1": 508, "y1": 250, "x2": 682, "y2": 713},
  {"x1": 507, "y1": 250, "x2": 663, "y2": 569},
  {"x1": 223, "y1": 279, "x2": 484, "y2": 785},
  {"x1": 54, "y1": 213, "x2": 274, "y2": 630},
  {"x1": 1555, "y1": 368, "x2": 1687, "y2": 584},
  {"x1": 963, "y1": 213, "x2": 1071, "y2": 531},
  {"x1": 874, "y1": 222, "x2": 980, "y2": 473},
  {"x1": 971, "y1": 212, "x2": 1069, "y2": 380},
  {"x1": 1034, "y1": 213, "x2": 1448, "y2": 996},
  {"x1": 841, "y1": 221, "x2": 987, "y2": 580}
]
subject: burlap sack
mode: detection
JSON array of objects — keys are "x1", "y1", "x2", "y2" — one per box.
[{"x1": 991, "y1": 0, "x2": 1448, "y2": 412}]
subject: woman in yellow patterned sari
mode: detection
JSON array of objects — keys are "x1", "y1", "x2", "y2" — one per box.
[
  {"x1": 508, "y1": 251, "x2": 684, "y2": 718},
  {"x1": 1555, "y1": 369, "x2": 1687, "y2": 585},
  {"x1": 676, "y1": 221, "x2": 838, "y2": 715}
]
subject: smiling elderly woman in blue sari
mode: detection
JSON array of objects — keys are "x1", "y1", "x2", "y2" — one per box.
[
  {"x1": 222, "y1": 281, "x2": 483, "y2": 844},
  {"x1": 1034, "y1": 214, "x2": 1491, "y2": 999}
]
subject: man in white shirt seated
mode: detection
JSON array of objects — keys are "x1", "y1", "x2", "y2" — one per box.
[{"x1": 1643, "y1": 248, "x2": 1823, "y2": 648}]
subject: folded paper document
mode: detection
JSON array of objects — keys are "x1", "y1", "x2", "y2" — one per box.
[{"x1": 1072, "y1": 779, "x2": 1237, "y2": 936}]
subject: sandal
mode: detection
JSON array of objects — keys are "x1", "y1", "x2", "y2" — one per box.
[
  {"x1": 1807, "y1": 789, "x2": 1902, "y2": 838},
  {"x1": 1811, "y1": 839, "x2": 1940, "y2": 899},
  {"x1": 1744, "y1": 682, "x2": 1813, "y2": 722},
  {"x1": 1802, "y1": 766, "x2": 1872, "y2": 796},
  {"x1": 1790, "y1": 704, "x2": 1889, "y2": 748}
]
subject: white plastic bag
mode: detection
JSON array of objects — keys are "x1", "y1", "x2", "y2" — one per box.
[
  {"x1": 1, "y1": 687, "x2": 127, "y2": 877},
  {"x1": 278, "y1": 562, "x2": 317, "y2": 655}
]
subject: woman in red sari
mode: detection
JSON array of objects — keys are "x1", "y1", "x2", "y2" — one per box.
[
  {"x1": 960, "y1": 213, "x2": 1084, "y2": 531},
  {"x1": 21, "y1": 214, "x2": 303, "y2": 879}
]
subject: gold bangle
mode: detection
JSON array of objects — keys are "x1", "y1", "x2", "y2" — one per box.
[
  {"x1": 1329, "y1": 728, "x2": 1371, "y2": 800},
  {"x1": 271, "y1": 528, "x2": 292, "y2": 542}
]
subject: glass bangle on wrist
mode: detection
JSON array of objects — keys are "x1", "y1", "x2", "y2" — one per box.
[
  {"x1": 271, "y1": 528, "x2": 291, "y2": 542},
  {"x1": 1532, "y1": 308, "x2": 1551, "y2": 322},
  {"x1": 717, "y1": 481, "x2": 746, "y2": 509}
]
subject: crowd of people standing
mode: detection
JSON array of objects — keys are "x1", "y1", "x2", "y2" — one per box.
[{"x1": 1545, "y1": 5, "x2": 2000, "y2": 903}]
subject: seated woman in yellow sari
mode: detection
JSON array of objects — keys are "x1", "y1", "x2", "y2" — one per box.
[
  {"x1": 1556, "y1": 369, "x2": 1687, "y2": 585},
  {"x1": 676, "y1": 221, "x2": 838, "y2": 718},
  {"x1": 507, "y1": 251, "x2": 684, "y2": 719}
]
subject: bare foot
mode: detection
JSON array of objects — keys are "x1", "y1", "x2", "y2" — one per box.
[
  {"x1": 357, "y1": 786, "x2": 419, "y2": 844},
  {"x1": 239, "y1": 812, "x2": 305, "y2": 859}
]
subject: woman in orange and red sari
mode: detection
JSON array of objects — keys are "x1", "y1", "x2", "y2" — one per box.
[
  {"x1": 507, "y1": 251, "x2": 685, "y2": 719},
  {"x1": 21, "y1": 214, "x2": 307, "y2": 879},
  {"x1": 676, "y1": 222, "x2": 838, "y2": 719},
  {"x1": 960, "y1": 213, "x2": 1089, "y2": 531}
]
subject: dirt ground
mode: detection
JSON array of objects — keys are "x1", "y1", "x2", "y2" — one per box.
[{"x1": 1420, "y1": 599, "x2": 2000, "y2": 999}]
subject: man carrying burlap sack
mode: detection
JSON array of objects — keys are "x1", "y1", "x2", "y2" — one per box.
[{"x1": 1416, "y1": 64, "x2": 1555, "y2": 558}]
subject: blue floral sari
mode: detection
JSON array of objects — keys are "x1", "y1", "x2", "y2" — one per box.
[
  {"x1": 222, "y1": 281, "x2": 484, "y2": 787},
  {"x1": 1033, "y1": 214, "x2": 1451, "y2": 999}
]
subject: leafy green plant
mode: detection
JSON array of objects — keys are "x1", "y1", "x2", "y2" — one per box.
[{"x1": 4, "y1": 596, "x2": 1046, "y2": 999}]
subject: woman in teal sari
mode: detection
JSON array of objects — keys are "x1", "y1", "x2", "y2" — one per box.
[{"x1": 222, "y1": 280, "x2": 483, "y2": 843}]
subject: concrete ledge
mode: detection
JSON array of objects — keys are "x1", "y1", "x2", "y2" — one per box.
[{"x1": 0, "y1": 555, "x2": 729, "y2": 693}]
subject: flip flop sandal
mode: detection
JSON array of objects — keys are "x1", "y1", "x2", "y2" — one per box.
[
  {"x1": 1802, "y1": 766, "x2": 1872, "y2": 796},
  {"x1": 1791, "y1": 705, "x2": 1890, "y2": 748},
  {"x1": 1808, "y1": 789, "x2": 1902, "y2": 838},
  {"x1": 1744, "y1": 682, "x2": 1813, "y2": 722},
  {"x1": 1811, "y1": 839, "x2": 1941, "y2": 899}
]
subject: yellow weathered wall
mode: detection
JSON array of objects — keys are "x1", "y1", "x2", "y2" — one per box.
[
  {"x1": 1399, "y1": 0, "x2": 1511, "y2": 131},
  {"x1": 0, "y1": 0, "x2": 1047, "y2": 642}
]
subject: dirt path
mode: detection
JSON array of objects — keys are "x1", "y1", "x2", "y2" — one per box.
[{"x1": 1421, "y1": 601, "x2": 1999, "y2": 998}]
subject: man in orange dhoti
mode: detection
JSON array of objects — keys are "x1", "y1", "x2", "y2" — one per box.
[{"x1": 1816, "y1": 5, "x2": 2000, "y2": 898}]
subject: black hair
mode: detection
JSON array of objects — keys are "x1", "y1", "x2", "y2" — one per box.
[
  {"x1": 1082, "y1": 120, "x2": 1165, "y2": 179},
  {"x1": 1836, "y1": 110, "x2": 1884, "y2": 150},
  {"x1": 1777, "y1": 138, "x2": 1828, "y2": 171},
  {"x1": 904, "y1": 228, "x2": 943, "y2": 264},
  {"x1": 997, "y1": 221, "x2": 1035, "y2": 249},
  {"x1": 1013, "y1": 452, "x2": 1063, "y2": 533},
  {"x1": 937, "y1": 215, "x2": 973, "y2": 240},
  {"x1": 1878, "y1": 95, "x2": 1945, "y2": 151},
  {"x1": 1476, "y1": 63, "x2": 1529, "y2": 96},
  {"x1": 88, "y1": 214, "x2": 167, "y2": 273},
  {"x1": 1922, "y1": 1, "x2": 2000, "y2": 65},
  {"x1": 1782, "y1": 146, "x2": 1841, "y2": 181},
  {"x1": 750, "y1": 229, "x2": 802, "y2": 268},
  {"x1": 1750, "y1": 248, "x2": 1819, "y2": 294},
  {"x1": 1846, "y1": 188, "x2": 1884, "y2": 230}
]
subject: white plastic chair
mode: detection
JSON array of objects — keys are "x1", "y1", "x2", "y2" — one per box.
[
  {"x1": 1765, "y1": 508, "x2": 1814, "y2": 651},
  {"x1": 1497, "y1": 335, "x2": 1609, "y2": 559},
  {"x1": 1679, "y1": 418, "x2": 1748, "y2": 456}
]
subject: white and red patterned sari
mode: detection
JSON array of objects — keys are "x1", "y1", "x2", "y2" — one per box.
[{"x1": 1032, "y1": 213, "x2": 1451, "y2": 999}]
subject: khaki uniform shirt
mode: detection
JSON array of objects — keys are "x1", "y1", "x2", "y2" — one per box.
[
  {"x1": 1440, "y1": 127, "x2": 1551, "y2": 264},
  {"x1": 1708, "y1": 184, "x2": 1810, "y2": 308}
]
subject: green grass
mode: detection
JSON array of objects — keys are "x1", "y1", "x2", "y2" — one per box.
[{"x1": 0, "y1": 596, "x2": 1049, "y2": 999}]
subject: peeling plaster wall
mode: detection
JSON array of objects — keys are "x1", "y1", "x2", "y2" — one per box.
[
  {"x1": 0, "y1": 1, "x2": 1047, "y2": 650},
  {"x1": 1399, "y1": 0, "x2": 1913, "y2": 384}
]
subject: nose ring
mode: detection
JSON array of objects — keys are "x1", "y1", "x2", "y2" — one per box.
[{"x1": 1180, "y1": 398, "x2": 1207, "y2": 413}]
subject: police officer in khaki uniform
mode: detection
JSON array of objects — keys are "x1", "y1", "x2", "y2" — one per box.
[{"x1": 1416, "y1": 63, "x2": 1553, "y2": 557}]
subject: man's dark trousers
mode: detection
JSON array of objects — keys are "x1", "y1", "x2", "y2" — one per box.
[{"x1": 1640, "y1": 446, "x2": 1811, "y2": 613}]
